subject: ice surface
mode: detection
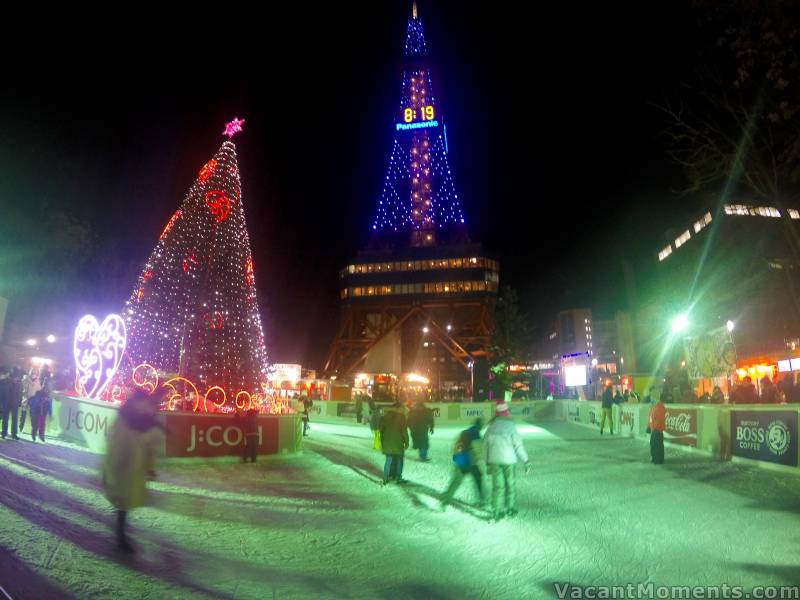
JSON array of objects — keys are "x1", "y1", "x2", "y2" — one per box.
[{"x1": 0, "y1": 420, "x2": 798, "y2": 599}]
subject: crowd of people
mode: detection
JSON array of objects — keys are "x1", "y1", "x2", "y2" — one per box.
[{"x1": 0, "y1": 365, "x2": 53, "y2": 442}]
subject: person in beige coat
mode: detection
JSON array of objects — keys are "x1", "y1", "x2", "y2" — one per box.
[{"x1": 102, "y1": 390, "x2": 163, "y2": 552}]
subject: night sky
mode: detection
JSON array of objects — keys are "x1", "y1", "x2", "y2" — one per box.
[{"x1": 0, "y1": 2, "x2": 707, "y2": 367}]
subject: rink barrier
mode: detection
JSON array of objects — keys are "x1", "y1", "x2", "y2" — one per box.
[
  {"x1": 555, "y1": 399, "x2": 800, "y2": 472},
  {"x1": 298, "y1": 399, "x2": 559, "y2": 425},
  {"x1": 44, "y1": 393, "x2": 302, "y2": 458}
]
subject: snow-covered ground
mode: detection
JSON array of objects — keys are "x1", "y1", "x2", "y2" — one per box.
[{"x1": 0, "y1": 419, "x2": 799, "y2": 599}]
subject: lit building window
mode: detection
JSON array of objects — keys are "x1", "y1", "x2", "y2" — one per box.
[
  {"x1": 658, "y1": 245, "x2": 672, "y2": 262},
  {"x1": 724, "y1": 204, "x2": 781, "y2": 217},
  {"x1": 674, "y1": 230, "x2": 691, "y2": 248},
  {"x1": 693, "y1": 211, "x2": 712, "y2": 233},
  {"x1": 789, "y1": 209, "x2": 800, "y2": 220}
]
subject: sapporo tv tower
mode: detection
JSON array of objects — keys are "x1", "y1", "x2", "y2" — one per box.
[{"x1": 323, "y1": 3, "x2": 499, "y2": 400}]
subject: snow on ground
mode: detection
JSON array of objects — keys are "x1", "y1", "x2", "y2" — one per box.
[{"x1": 0, "y1": 419, "x2": 799, "y2": 599}]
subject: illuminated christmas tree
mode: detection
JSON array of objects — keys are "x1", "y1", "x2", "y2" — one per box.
[
  {"x1": 372, "y1": 1, "x2": 467, "y2": 247},
  {"x1": 124, "y1": 119, "x2": 269, "y2": 405}
]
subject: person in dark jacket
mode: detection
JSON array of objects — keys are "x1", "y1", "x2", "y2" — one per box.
[
  {"x1": 732, "y1": 376, "x2": 758, "y2": 404},
  {"x1": 300, "y1": 395, "x2": 313, "y2": 436},
  {"x1": 242, "y1": 408, "x2": 259, "y2": 462},
  {"x1": 355, "y1": 394, "x2": 364, "y2": 424},
  {"x1": 0, "y1": 368, "x2": 10, "y2": 438},
  {"x1": 2, "y1": 367, "x2": 23, "y2": 440},
  {"x1": 440, "y1": 419, "x2": 484, "y2": 510},
  {"x1": 407, "y1": 401, "x2": 434, "y2": 461},
  {"x1": 600, "y1": 385, "x2": 614, "y2": 435},
  {"x1": 28, "y1": 388, "x2": 52, "y2": 442},
  {"x1": 379, "y1": 400, "x2": 409, "y2": 484}
]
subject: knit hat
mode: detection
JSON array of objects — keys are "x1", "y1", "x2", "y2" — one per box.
[{"x1": 495, "y1": 402, "x2": 510, "y2": 416}]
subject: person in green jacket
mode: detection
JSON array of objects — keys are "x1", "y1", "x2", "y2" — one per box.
[{"x1": 379, "y1": 400, "x2": 409, "y2": 484}]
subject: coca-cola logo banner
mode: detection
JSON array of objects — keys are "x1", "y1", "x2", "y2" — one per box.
[
  {"x1": 732, "y1": 411, "x2": 798, "y2": 467},
  {"x1": 664, "y1": 409, "x2": 697, "y2": 446}
]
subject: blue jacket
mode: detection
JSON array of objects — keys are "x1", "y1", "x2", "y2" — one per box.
[{"x1": 453, "y1": 425, "x2": 481, "y2": 468}]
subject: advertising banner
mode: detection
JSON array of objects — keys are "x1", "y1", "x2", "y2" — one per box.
[
  {"x1": 664, "y1": 408, "x2": 698, "y2": 446},
  {"x1": 164, "y1": 414, "x2": 279, "y2": 458},
  {"x1": 47, "y1": 394, "x2": 120, "y2": 453},
  {"x1": 566, "y1": 401, "x2": 580, "y2": 424},
  {"x1": 683, "y1": 327, "x2": 736, "y2": 379},
  {"x1": 731, "y1": 411, "x2": 798, "y2": 467},
  {"x1": 336, "y1": 402, "x2": 357, "y2": 417},
  {"x1": 508, "y1": 402, "x2": 534, "y2": 418},
  {"x1": 459, "y1": 403, "x2": 492, "y2": 422},
  {"x1": 617, "y1": 404, "x2": 639, "y2": 437},
  {"x1": 585, "y1": 404, "x2": 601, "y2": 428}
]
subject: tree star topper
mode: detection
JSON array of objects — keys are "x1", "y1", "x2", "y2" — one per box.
[{"x1": 223, "y1": 117, "x2": 245, "y2": 138}]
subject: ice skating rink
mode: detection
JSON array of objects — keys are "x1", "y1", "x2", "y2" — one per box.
[{"x1": 0, "y1": 419, "x2": 798, "y2": 599}]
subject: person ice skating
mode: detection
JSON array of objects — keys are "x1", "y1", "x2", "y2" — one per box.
[
  {"x1": 440, "y1": 418, "x2": 484, "y2": 510},
  {"x1": 600, "y1": 384, "x2": 614, "y2": 435},
  {"x1": 485, "y1": 402, "x2": 529, "y2": 520},
  {"x1": 355, "y1": 394, "x2": 364, "y2": 424},
  {"x1": 242, "y1": 408, "x2": 259, "y2": 462},
  {"x1": 647, "y1": 394, "x2": 666, "y2": 464},
  {"x1": 407, "y1": 400, "x2": 434, "y2": 461},
  {"x1": 368, "y1": 398, "x2": 382, "y2": 450},
  {"x1": 27, "y1": 388, "x2": 51, "y2": 442},
  {"x1": 102, "y1": 390, "x2": 163, "y2": 553},
  {"x1": 300, "y1": 394, "x2": 313, "y2": 436},
  {"x1": 379, "y1": 399, "x2": 409, "y2": 484}
]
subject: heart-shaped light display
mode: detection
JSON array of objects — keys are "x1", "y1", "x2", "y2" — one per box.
[{"x1": 73, "y1": 313, "x2": 127, "y2": 399}]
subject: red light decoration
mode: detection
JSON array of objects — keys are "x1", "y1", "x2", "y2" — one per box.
[
  {"x1": 204, "y1": 190, "x2": 231, "y2": 222},
  {"x1": 182, "y1": 251, "x2": 197, "y2": 275},
  {"x1": 132, "y1": 363, "x2": 159, "y2": 394},
  {"x1": 159, "y1": 210, "x2": 181, "y2": 240},
  {"x1": 244, "y1": 256, "x2": 255, "y2": 286},
  {"x1": 135, "y1": 287, "x2": 145, "y2": 302},
  {"x1": 110, "y1": 385, "x2": 125, "y2": 402},
  {"x1": 142, "y1": 269, "x2": 153, "y2": 282},
  {"x1": 203, "y1": 311, "x2": 224, "y2": 329},
  {"x1": 198, "y1": 159, "x2": 218, "y2": 182}
]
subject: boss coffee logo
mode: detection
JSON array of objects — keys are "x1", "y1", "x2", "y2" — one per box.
[{"x1": 732, "y1": 411, "x2": 798, "y2": 466}]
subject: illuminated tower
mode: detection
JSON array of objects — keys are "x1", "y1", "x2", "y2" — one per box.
[{"x1": 324, "y1": 4, "x2": 499, "y2": 400}]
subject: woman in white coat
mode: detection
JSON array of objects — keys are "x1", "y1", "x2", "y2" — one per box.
[
  {"x1": 102, "y1": 390, "x2": 163, "y2": 552},
  {"x1": 484, "y1": 402, "x2": 530, "y2": 521}
]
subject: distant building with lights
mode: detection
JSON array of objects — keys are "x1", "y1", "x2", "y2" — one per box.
[
  {"x1": 323, "y1": 5, "x2": 498, "y2": 400},
  {"x1": 636, "y1": 201, "x2": 800, "y2": 374}
]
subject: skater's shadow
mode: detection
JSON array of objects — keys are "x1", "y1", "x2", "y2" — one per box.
[
  {"x1": 304, "y1": 439, "x2": 385, "y2": 480},
  {"x1": 0, "y1": 466, "x2": 236, "y2": 600}
]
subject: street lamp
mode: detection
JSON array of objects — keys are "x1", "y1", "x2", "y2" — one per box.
[
  {"x1": 47, "y1": 334, "x2": 56, "y2": 343},
  {"x1": 25, "y1": 338, "x2": 36, "y2": 347},
  {"x1": 726, "y1": 320, "x2": 735, "y2": 332},
  {"x1": 422, "y1": 326, "x2": 429, "y2": 334},
  {"x1": 591, "y1": 358, "x2": 598, "y2": 366},
  {"x1": 671, "y1": 314, "x2": 689, "y2": 333}
]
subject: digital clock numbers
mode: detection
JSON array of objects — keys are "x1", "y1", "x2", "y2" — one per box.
[
  {"x1": 396, "y1": 105, "x2": 439, "y2": 131},
  {"x1": 403, "y1": 105, "x2": 435, "y2": 123}
]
